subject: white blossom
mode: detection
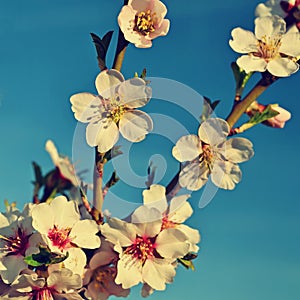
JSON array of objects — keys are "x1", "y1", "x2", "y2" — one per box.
[
  {"x1": 172, "y1": 118, "x2": 254, "y2": 191},
  {"x1": 70, "y1": 69, "x2": 153, "y2": 153}
]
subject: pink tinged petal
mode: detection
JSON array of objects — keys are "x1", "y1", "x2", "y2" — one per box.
[
  {"x1": 142, "y1": 259, "x2": 175, "y2": 291},
  {"x1": 0, "y1": 255, "x2": 28, "y2": 284},
  {"x1": 236, "y1": 55, "x2": 267, "y2": 73},
  {"x1": 149, "y1": 19, "x2": 170, "y2": 39},
  {"x1": 31, "y1": 203, "x2": 55, "y2": 234},
  {"x1": 86, "y1": 119, "x2": 119, "y2": 152},
  {"x1": 268, "y1": 105, "x2": 291, "y2": 127},
  {"x1": 172, "y1": 134, "x2": 201, "y2": 162},
  {"x1": 156, "y1": 228, "x2": 190, "y2": 259},
  {"x1": 142, "y1": 184, "x2": 168, "y2": 212},
  {"x1": 63, "y1": 248, "x2": 87, "y2": 275},
  {"x1": 152, "y1": 0, "x2": 168, "y2": 21},
  {"x1": 222, "y1": 138, "x2": 254, "y2": 163},
  {"x1": 134, "y1": 219, "x2": 162, "y2": 237},
  {"x1": 50, "y1": 197, "x2": 80, "y2": 228},
  {"x1": 95, "y1": 69, "x2": 124, "y2": 97},
  {"x1": 70, "y1": 92, "x2": 101, "y2": 123},
  {"x1": 179, "y1": 161, "x2": 209, "y2": 191},
  {"x1": 115, "y1": 254, "x2": 143, "y2": 288},
  {"x1": 119, "y1": 110, "x2": 153, "y2": 142},
  {"x1": 101, "y1": 219, "x2": 136, "y2": 247},
  {"x1": 134, "y1": 36, "x2": 153, "y2": 48},
  {"x1": 47, "y1": 268, "x2": 82, "y2": 293},
  {"x1": 70, "y1": 220, "x2": 100, "y2": 249},
  {"x1": 129, "y1": 0, "x2": 150, "y2": 12},
  {"x1": 89, "y1": 250, "x2": 116, "y2": 270},
  {"x1": 168, "y1": 195, "x2": 192, "y2": 223},
  {"x1": 132, "y1": 205, "x2": 163, "y2": 226},
  {"x1": 118, "y1": 78, "x2": 151, "y2": 108},
  {"x1": 229, "y1": 28, "x2": 258, "y2": 54},
  {"x1": 199, "y1": 118, "x2": 229, "y2": 145},
  {"x1": 267, "y1": 57, "x2": 299, "y2": 77},
  {"x1": 11, "y1": 273, "x2": 45, "y2": 291},
  {"x1": 279, "y1": 32, "x2": 300, "y2": 57},
  {"x1": 141, "y1": 283, "x2": 154, "y2": 297},
  {"x1": 254, "y1": 15, "x2": 286, "y2": 40},
  {"x1": 211, "y1": 161, "x2": 242, "y2": 190}
]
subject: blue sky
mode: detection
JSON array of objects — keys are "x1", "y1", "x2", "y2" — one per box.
[{"x1": 0, "y1": 0, "x2": 299, "y2": 299}]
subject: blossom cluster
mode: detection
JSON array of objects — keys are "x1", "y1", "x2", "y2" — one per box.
[{"x1": 0, "y1": 0, "x2": 298, "y2": 299}]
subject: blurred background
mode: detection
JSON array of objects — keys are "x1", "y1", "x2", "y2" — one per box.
[{"x1": 0, "y1": 0, "x2": 299, "y2": 299}]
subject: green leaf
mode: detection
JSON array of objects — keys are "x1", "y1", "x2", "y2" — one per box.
[
  {"x1": 231, "y1": 62, "x2": 253, "y2": 96},
  {"x1": 177, "y1": 253, "x2": 198, "y2": 270},
  {"x1": 248, "y1": 105, "x2": 279, "y2": 125},
  {"x1": 32, "y1": 162, "x2": 44, "y2": 186},
  {"x1": 24, "y1": 245, "x2": 69, "y2": 267},
  {"x1": 200, "y1": 96, "x2": 220, "y2": 122},
  {"x1": 178, "y1": 258, "x2": 196, "y2": 271}
]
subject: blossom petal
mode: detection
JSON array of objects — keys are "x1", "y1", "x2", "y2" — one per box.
[
  {"x1": 279, "y1": 32, "x2": 300, "y2": 57},
  {"x1": 50, "y1": 196, "x2": 80, "y2": 228},
  {"x1": 142, "y1": 259, "x2": 175, "y2": 290},
  {"x1": 129, "y1": 0, "x2": 149, "y2": 12},
  {"x1": 70, "y1": 93, "x2": 100, "y2": 123},
  {"x1": 115, "y1": 254, "x2": 142, "y2": 288},
  {"x1": 119, "y1": 110, "x2": 153, "y2": 142},
  {"x1": 95, "y1": 69, "x2": 124, "y2": 98},
  {"x1": 70, "y1": 220, "x2": 100, "y2": 249},
  {"x1": 11, "y1": 273, "x2": 45, "y2": 290},
  {"x1": 152, "y1": 0, "x2": 168, "y2": 21},
  {"x1": 211, "y1": 161, "x2": 242, "y2": 190},
  {"x1": 0, "y1": 255, "x2": 28, "y2": 284},
  {"x1": 149, "y1": 19, "x2": 170, "y2": 39},
  {"x1": 142, "y1": 184, "x2": 168, "y2": 213},
  {"x1": 117, "y1": 78, "x2": 152, "y2": 108},
  {"x1": 86, "y1": 119, "x2": 119, "y2": 153},
  {"x1": 177, "y1": 224, "x2": 200, "y2": 251},
  {"x1": 172, "y1": 134, "x2": 201, "y2": 162},
  {"x1": 229, "y1": 27, "x2": 258, "y2": 53},
  {"x1": 168, "y1": 195, "x2": 192, "y2": 223},
  {"x1": 156, "y1": 228, "x2": 189, "y2": 259},
  {"x1": 89, "y1": 250, "x2": 116, "y2": 270},
  {"x1": 101, "y1": 218, "x2": 136, "y2": 247},
  {"x1": 179, "y1": 161, "x2": 209, "y2": 191},
  {"x1": 31, "y1": 203, "x2": 55, "y2": 234},
  {"x1": 47, "y1": 268, "x2": 82, "y2": 293},
  {"x1": 63, "y1": 248, "x2": 87, "y2": 275},
  {"x1": 236, "y1": 55, "x2": 267, "y2": 73},
  {"x1": 198, "y1": 118, "x2": 229, "y2": 145},
  {"x1": 267, "y1": 57, "x2": 299, "y2": 77},
  {"x1": 222, "y1": 137, "x2": 254, "y2": 163},
  {"x1": 254, "y1": 15, "x2": 286, "y2": 40}
]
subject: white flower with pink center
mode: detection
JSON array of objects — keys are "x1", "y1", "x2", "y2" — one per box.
[
  {"x1": 141, "y1": 184, "x2": 200, "y2": 253},
  {"x1": 0, "y1": 204, "x2": 39, "y2": 284},
  {"x1": 118, "y1": 0, "x2": 170, "y2": 48},
  {"x1": 229, "y1": 16, "x2": 300, "y2": 77},
  {"x1": 7, "y1": 268, "x2": 82, "y2": 300},
  {"x1": 172, "y1": 118, "x2": 254, "y2": 191},
  {"x1": 31, "y1": 196, "x2": 101, "y2": 275},
  {"x1": 70, "y1": 69, "x2": 153, "y2": 153},
  {"x1": 101, "y1": 206, "x2": 190, "y2": 291}
]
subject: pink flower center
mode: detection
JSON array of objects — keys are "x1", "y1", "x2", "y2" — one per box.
[
  {"x1": 47, "y1": 225, "x2": 72, "y2": 251},
  {"x1": 0, "y1": 227, "x2": 29, "y2": 256},
  {"x1": 161, "y1": 216, "x2": 177, "y2": 230},
  {"x1": 125, "y1": 236, "x2": 156, "y2": 263},
  {"x1": 134, "y1": 10, "x2": 157, "y2": 35},
  {"x1": 32, "y1": 287, "x2": 55, "y2": 300}
]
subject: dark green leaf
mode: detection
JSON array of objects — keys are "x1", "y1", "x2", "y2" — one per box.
[{"x1": 248, "y1": 105, "x2": 279, "y2": 125}]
